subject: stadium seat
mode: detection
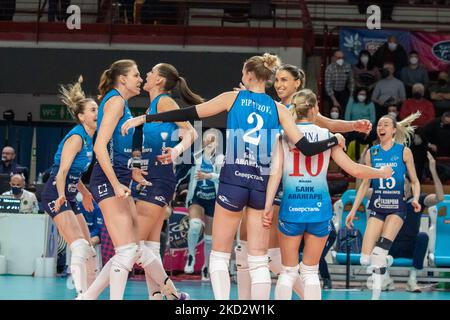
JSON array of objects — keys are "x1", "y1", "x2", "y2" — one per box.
[
  {"x1": 428, "y1": 195, "x2": 450, "y2": 267},
  {"x1": 331, "y1": 189, "x2": 368, "y2": 264}
]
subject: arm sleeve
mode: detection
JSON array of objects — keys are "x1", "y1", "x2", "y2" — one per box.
[
  {"x1": 295, "y1": 135, "x2": 339, "y2": 157},
  {"x1": 145, "y1": 106, "x2": 200, "y2": 123},
  {"x1": 132, "y1": 125, "x2": 143, "y2": 152}
]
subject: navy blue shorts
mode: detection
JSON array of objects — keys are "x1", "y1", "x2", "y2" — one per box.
[
  {"x1": 368, "y1": 209, "x2": 406, "y2": 222},
  {"x1": 41, "y1": 175, "x2": 81, "y2": 218},
  {"x1": 216, "y1": 182, "x2": 265, "y2": 212},
  {"x1": 189, "y1": 195, "x2": 216, "y2": 217},
  {"x1": 90, "y1": 162, "x2": 131, "y2": 204},
  {"x1": 278, "y1": 219, "x2": 332, "y2": 238},
  {"x1": 137, "y1": 178, "x2": 175, "y2": 207}
]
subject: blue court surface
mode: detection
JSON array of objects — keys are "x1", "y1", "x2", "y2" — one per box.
[{"x1": 1, "y1": 275, "x2": 450, "y2": 300}]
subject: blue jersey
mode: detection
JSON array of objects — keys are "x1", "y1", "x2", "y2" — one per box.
[
  {"x1": 194, "y1": 156, "x2": 216, "y2": 200},
  {"x1": 220, "y1": 90, "x2": 280, "y2": 191},
  {"x1": 279, "y1": 123, "x2": 332, "y2": 223},
  {"x1": 368, "y1": 143, "x2": 406, "y2": 213},
  {"x1": 141, "y1": 93, "x2": 178, "y2": 181},
  {"x1": 51, "y1": 124, "x2": 93, "y2": 179},
  {"x1": 97, "y1": 89, "x2": 134, "y2": 168}
]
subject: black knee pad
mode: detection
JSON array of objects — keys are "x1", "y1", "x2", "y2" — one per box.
[{"x1": 375, "y1": 237, "x2": 393, "y2": 251}]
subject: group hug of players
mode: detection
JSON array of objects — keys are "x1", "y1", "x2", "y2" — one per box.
[{"x1": 41, "y1": 53, "x2": 421, "y2": 300}]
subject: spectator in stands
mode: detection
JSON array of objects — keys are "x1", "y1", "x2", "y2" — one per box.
[
  {"x1": 329, "y1": 105, "x2": 341, "y2": 120},
  {"x1": 0, "y1": 0, "x2": 15, "y2": 20},
  {"x1": 2, "y1": 174, "x2": 39, "y2": 214},
  {"x1": 352, "y1": 50, "x2": 381, "y2": 93},
  {"x1": 400, "y1": 51, "x2": 430, "y2": 98},
  {"x1": 387, "y1": 104, "x2": 400, "y2": 120},
  {"x1": 325, "y1": 50, "x2": 354, "y2": 114},
  {"x1": 0, "y1": 146, "x2": 29, "y2": 183},
  {"x1": 372, "y1": 36, "x2": 408, "y2": 78},
  {"x1": 400, "y1": 83, "x2": 435, "y2": 128},
  {"x1": 345, "y1": 87, "x2": 376, "y2": 149},
  {"x1": 388, "y1": 152, "x2": 444, "y2": 292},
  {"x1": 417, "y1": 111, "x2": 450, "y2": 181},
  {"x1": 119, "y1": 0, "x2": 134, "y2": 24},
  {"x1": 48, "y1": 0, "x2": 70, "y2": 22},
  {"x1": 372, "y1": 62, "x2": 406, "y2": 119},
  {"x1": 430, "y1": 71, "x2": 450, "y2": 117}
]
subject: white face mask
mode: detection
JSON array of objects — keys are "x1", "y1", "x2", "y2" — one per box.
[
  {"x1": 330, "y1": 112, "x2": 339, "y2": 119},
  {"x1": 388, "y1": 112, "x2": 397, "y2": 118},
  {"x1": 410, "y1": 57, "x2": 418, "y2": 65},
  {"x1": 357, "y1": 95, "x2": 366, "y2": 103},
  {"x1": 360, "y1": 56, "x2": 369, "y2": 65},
  {"x1": 388, "y1": 42, "x2": 397, "y2": 51},
  {"x1": 76, "y1": 192, "x2": 83, "y2": 203},
  {"x1": 336, "y1": 59, "x2": 344, "y2": 66}
]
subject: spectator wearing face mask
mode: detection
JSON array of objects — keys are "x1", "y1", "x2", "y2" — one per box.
[
  {"x1": 372, "y1": 62, "x2": 406, "y2": 119},
  {"x1": 352, "y1": 50, "x2": 381, "y2": 92},
  {"x1": 329, "y1": 106, "x2": 341, "y2": 120},
  {"x1": 372, "y1": 35, "x2": 409, "y2": 78},
  {"x1": 2, "y1": 174, "x2": 39, "y2": 213},
  {"x1": 387, "y1": 104, "x2": 400, "y2": 120},
  {"x1": 430, "y1": 71, "x2": 450, "y2": 116},
  {"x1": 400, "y1": 83, "x2": 435, "y2": 128},
  {"x1": 400, "y1": 51, "x2": 430, "y2": 98},
  {"x1": 325, "y1": 50, "x2": 354, "y2": 115}
]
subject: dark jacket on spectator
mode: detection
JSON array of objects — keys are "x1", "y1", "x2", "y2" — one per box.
[{"x1": 372, "y1": 42, "x2": 408, "y2": 78}]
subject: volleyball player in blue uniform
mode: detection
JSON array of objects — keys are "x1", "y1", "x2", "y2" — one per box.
[
  {"x1": 183, "y1": 129, "x2": 224, "y2": 280},
  {"x1": 236, "y1": 64, "x2": 374, "y2": 299},
  {"x1": 41, "y1": 76, "x2": 98, "y2": 298},
  {"x1": 121, "y1": 53, "x2": 347, "y2": 300},
  {"x1": 131, "y1": 63, "x2": 199, "y2": 300},
  {"x1": 262, "y1": 89, "x2": 391, "y2": 300},
  {"x1": 81, "y1": 60, "x2": 143, "y2": 300},
  {"x1": 346, "y1": 111, "x2": 421, "y2": 300}
]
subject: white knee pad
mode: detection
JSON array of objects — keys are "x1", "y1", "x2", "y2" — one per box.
[
  {"x1": 248, "y1": 254, "x2": 271, "y2": 285},
  {"x1": 189, "y1": 218, "x2": 203, "y2": 236},
  {"x1": 112, "y1": 243, "x2": 139, "y2": 272},
  {"x1": 234, "y1": 241, "x2": 249, "y2": 271},
  {"x1": 268, "y1": 247, "x2": 282, "y2": 275},
  {"x1": 278, "y1": 265, "x2": 299, "y2": 287},
  {"x1": 300, "y1": 262, "x2": 321, "y2": 300},
  {"x1": 144, "y1": 241, "x2": 161, "y2": 262},
  {"x1": 137, "y1": 243, "x2": 159, "y2": 268},
  {"x1": 70, "y1": 239, "x2": 91, "y2": 262},
  {"x1": 370, "y1": 246, "x2": 388, "y2": 275},
  {"x1": 360, "y1": 253, "x2": 371, "y2": 266},
  {"x1": 209, "y1": 251, "x2": 231, "y2": 274}
]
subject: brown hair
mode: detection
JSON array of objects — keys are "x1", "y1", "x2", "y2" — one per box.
[
  {"x1": 244, "y1": 53, "x2": 281, "y2": 82},
  {"x1": 277, "y1": 64, "x2": 306, "y2": 90},
  {"x1": 380, "y1": 111, "x2": 421, "y2": 145},
  {"x1": 59, "y1": 76, "x2": 94, "y2": 124},
  {"x1": 156, "y1": 63, "x2": 204, "y2": 105},
  {"x1": 290, "y1": 89, "x2": 317, "y2": 120},
  {"x1": 98, "y1": 59, "x2": 137, "y2": 100}
]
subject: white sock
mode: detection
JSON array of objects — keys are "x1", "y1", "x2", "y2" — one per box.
[
  {"x1": 209, "y1": 250, "x2": 231, "y2": 300},
  {"x1": 86, "y1": 245, "x2": 97, "y2": 288},
  {"x1": 248, "y1": 254, "x2": 271, "y2": 300},
  {"x1": 187, "y1": 218, "x2": 203, "y2": 258},
  {"x1": 275, "y1": 265, "x2": 299, "y2": 300},
  {"x1": 235, "y1": 241, "x2": 251, "y2": 300},
  {"x1": 203, "y1": 235, "x2": 212, "y2": 269},
  {"x1": 142, "y1": 241, "x2": 163, "y2": 300},
  {"x1": 410, "y1": 269, "x2": 417, "y2": 282},
  {"x1": 268, "y1": 247, "x2": 282, "y2": 275},
  {"x1": 83, "y1": 259, "x2": 112, "y2": 300},
  {"x1": 69, "y1": 239, "x2": 90, "y2": 295},
  {"x1": 300, "y1": 262, "x2": 321, "y2": 300}
]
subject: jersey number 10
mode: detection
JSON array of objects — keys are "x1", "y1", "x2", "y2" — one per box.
[{"x1": 289, "y1": 148, "x2": 324, "y2": 177}]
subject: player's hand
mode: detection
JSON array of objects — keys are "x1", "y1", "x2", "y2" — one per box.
[
  {"x1": 157, "y1": 147, "x2": 179, "y2": 164},
  {"x1": 121, "y1": 115, "x2": 145, "y2": 136},
  {"x1": 54, "y1": 195, "x2": 66, "y2": 213},
  {"x1": 412, "y1": 200, "x2": 421, "y2": 213},
  {"x1": 195, "y1": 171, "x2": 211, "y2": 181},
  {"x1": 379, "y1": 165, "x2": 393, "y2": 179},
  {"x1": 81, "y1": 192, "x2": 95, "y2": 212},
  {"x1": 262, "y1": 205, "x2": 274, "y2": 229},
  {"x1": 345, "y1": 211, "x2": 355, "y2": 229},
  {"x1": 353, "y1": 119, "x2": 372, "y2": 135},
  {"x1": 113, "y1": 184, "x2": 131, "y2": 199},
  {"x1": 334, "y1": 133, "x2": 346, "y2": 151},
  {"x1": 132, "y1": 168, "x2": 151, "y2": 187},
  {"x1": 428, "y1": 143, "x2": 438, "y2": 153},
  {"x1": 427, "y1": 151, "x2": 436, "y2": 171}
]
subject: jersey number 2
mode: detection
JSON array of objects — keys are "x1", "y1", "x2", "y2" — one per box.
[{"x1": 242, "y1": 112, "x2": 264, "y2": 146}]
